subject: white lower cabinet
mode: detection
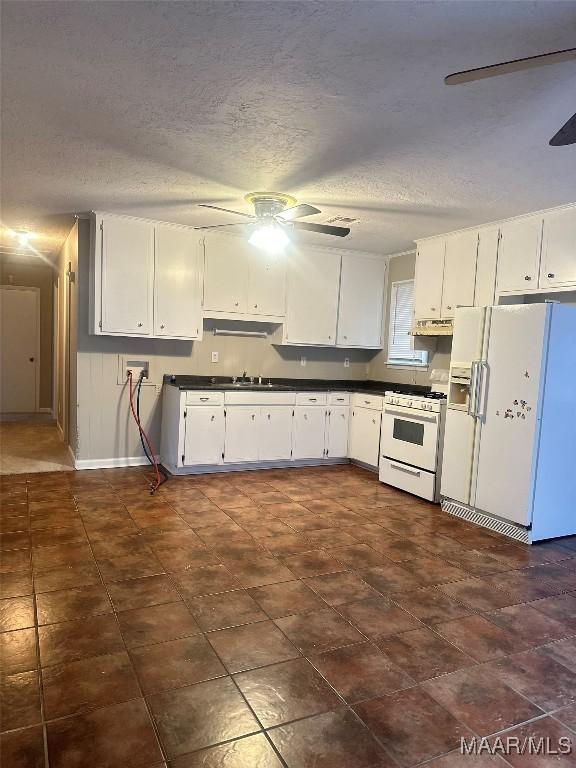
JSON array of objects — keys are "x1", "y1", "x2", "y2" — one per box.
[
  {"x1": 184, "y1": 406, "x2": 225, "y2": 466},
  {"x1": 224, "y1": 407, "x2": 259, "y2": 463},
  {"x1": 326, "y1": 406, "x2": 349, "y2": 458},
  {"x1": 293, "y1": 406, "x2": 327, "y2": 460},
  {"x1": 349, "y1": 407, "x2": 382, "y2": 467},
  {"x1": 259, "y1": 407, "x2": 293, "y2": 461}
]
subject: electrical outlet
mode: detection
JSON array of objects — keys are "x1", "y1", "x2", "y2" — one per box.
[
  {"x1": 344, "y1": 357, "x2": 350, "y2": 368},
  {"x1": 300, "y1": 356, "x2": 307, "y2": 367},
  {"x1": 211, "y1": 351, "x2": 219, "y2": 363}
]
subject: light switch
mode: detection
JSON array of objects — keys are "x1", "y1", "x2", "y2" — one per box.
[
  {"x1": 344, "y1": 357, "x2": 350, "y2": 368},
  {"x1": 300, "y1": 356, "x2": 307, "y2": 367}
]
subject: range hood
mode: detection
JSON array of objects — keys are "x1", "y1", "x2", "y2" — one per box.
[{"x1": 412, "y1": 319, "x2": 454, "y2": 336}]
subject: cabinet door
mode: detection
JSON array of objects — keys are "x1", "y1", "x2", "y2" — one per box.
[
  {"x1": 441, "y1": 232, "x2": 478, "y2": 318},
  {"x1": 539, "y1": 208, "x2": 576, "y2": 288},
  {"x1": 101, "y1": 216, "x2": 154, "y2": 334},
  {"x1": 292, "y1": 407, "x2": 327, "y2": 459},
  {"x1": 203, "y1": 234, "x2": 249, "y2": 313},
  {"x1": 413, "y1": 240, "x2": 445, "y2": 320},
  {"x1": 349, "y1": 407, "x2": 381, "y2": 467},
  {"x1": 326, "y1": 406, "x2": 349, "y2": 458},
  {"x1": 497, "y1": 217, "x2": 543, "y2": 293},
  {"x1": 284, "y1": 247, "x2": 341, "y2": 345},
  {"x1": 184, "y1": 407, "x2": 224, "y2": 465},
  {"x1": 247, "y1": 251, "x2": 286, "y2": 317},
  {"x1": 224, "y1": 407, "x2": 259, "y2": 463},
  {"x1": 474, "y1": 228, "x2": 499, "y2": 307},
  {"x1": 259, "y1": 406, "x2": 293, "y2": 460},
  {"x1": 154, "y1": 226, "x2": 202, "y2": 338},
  {"x1": 337, "y1": 254, "x2": 386, "y2": 347}
]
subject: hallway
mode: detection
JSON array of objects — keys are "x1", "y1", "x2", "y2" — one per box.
[{"x1": 0, "y1": 420, "x2": 74, "y2": 475}]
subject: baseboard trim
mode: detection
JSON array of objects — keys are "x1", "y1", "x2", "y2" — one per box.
[
  {"x1": 74, "y1": 455, "x2": 159, "y2": 471},
  {"x1": 164, "y1": 457, "x2": 349, "y2": 476}
]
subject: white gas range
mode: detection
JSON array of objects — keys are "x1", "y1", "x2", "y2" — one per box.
[{"x1": 379, "y1": 390, "x2": 447, "y2": 502}]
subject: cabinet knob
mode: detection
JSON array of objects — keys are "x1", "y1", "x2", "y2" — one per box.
[
  {"x1": 328, "y1": 335, "x2": 332, "y2": 339},
  {"x1": 251, "y1": 414, "x2": 255, "y2": 420},
  {"x1": 430, "y1": 307, "x2": 436, "y2": 311},
  {"x1": 211, "y1": 415, "x2": 215, "y2": 421},
  {"x1": 267, "y1": 413, "x2": 271, "y2": 420},
  {"x1": 160, "y1": 324, "x2": 165, "y2": 329},
  {"x1": 234, "y1": 302, "x2": 239, "y2": 307},
  {"x1": 548, "y1": 273, "x2": 555, "y2": 279},
  {"x1": 254, "y1": 304, "x2": 258, "y2": 309},
  {"x1": 446, "y1": 306, "x2": 452, "y2": 310},
  {"x1": 524, "y1": 276, "x2": 532, "y2": 281},
  {"x1": 137, "y1": 322, "x2": 143, "y2": 327}
]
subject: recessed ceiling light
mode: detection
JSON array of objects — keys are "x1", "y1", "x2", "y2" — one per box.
[{"x1": 14, "y1": 230, "x2": 31, "y2": 247}]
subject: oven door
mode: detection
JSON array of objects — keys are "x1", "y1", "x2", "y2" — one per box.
[{"x1": 381, "y1": 405, "x2": 439, "y2": 473}]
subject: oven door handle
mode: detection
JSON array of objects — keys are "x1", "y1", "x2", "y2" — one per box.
[{"x1": 383, "y1": 407, "x2": 438, "y2": 423}]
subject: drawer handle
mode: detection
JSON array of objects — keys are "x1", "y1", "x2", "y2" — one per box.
[
  {"x1": 524, "y1": 275, "x2": 532, "y2": 281},
  {"x1": 390, "y1": 462, "x2": 421, "y2": 477},
  {"x1": 200, "y1": 397, "x2": 209, "y2": 401},
  {"x1": 548, "y1": 273, "x2": 555, "y2": 278},
  {"x1": 309, "y1": 398, "x2": 317, "y2": 402},
  {"x1": 364, "y1": 400, "x2": 371, "y2": 405}
]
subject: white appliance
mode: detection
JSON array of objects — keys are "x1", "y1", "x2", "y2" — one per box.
[
  {"x1": 379, "y1": 391, "x2": 447, "y2": 502},
  {"x1": 441, "y1": 303, "x2": 576, "y2": 543}
]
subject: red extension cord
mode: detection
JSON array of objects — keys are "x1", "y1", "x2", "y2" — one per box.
[{"x1": 127, "y1": 370, "x2": 161, "y2": 494}]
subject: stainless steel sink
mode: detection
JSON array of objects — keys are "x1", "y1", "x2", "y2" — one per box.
[{"x1": 211, "y1": 382, "x2": 290, "y2": 390}]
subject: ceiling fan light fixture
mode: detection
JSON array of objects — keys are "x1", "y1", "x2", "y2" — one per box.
[{"x1": 248, "y1": 222, "x2": 290, "y2": 254}]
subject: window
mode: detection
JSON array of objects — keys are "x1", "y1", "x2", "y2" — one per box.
[{"x1": 387, "y1": 280, "x2": 428, "y2": 366}]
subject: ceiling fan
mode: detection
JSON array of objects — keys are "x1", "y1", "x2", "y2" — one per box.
[
  {"x1": 445, "y1": 47, "x2": 576, "y2": 146},
  {"x1": 194, "y1": 192, "x2": 350, "y2": 252}
]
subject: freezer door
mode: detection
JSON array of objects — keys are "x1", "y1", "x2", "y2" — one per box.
[
  {"x1": 441, "y1": 408, "x2": 477, "y2": 505},
  {"x1": 451, "y1": 307, "x2": 487, "y2": 364},
  {"x1": 473, "y1": 304, "x2": 549, "y2": 526}
]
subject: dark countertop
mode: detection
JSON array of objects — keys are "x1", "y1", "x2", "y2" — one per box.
[{"x1": 163, "y1": 375, "x2": 431, "y2": 397}]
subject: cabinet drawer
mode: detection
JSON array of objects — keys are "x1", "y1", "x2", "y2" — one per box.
[
  {"x1": 185, "y1": 391, "x2": 224, "y2": 406},
  {"x1": 295, "y1": 392, "x2": 327, "y2": 406},
  {"x1": 224, "y1": 391, "x2": 296, "y2": 406},
  {"x1": 352, "y1": 393, "x2": 383, "y2": 411},
  {"x1": 328, "y1": 392, "x2": 350, "y2": 405},
  {"x1": 379, "y1": 458, "x2": 436, "y2": 501}
]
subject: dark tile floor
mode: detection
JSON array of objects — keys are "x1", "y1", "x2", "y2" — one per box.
[{"x1": 1, "y1": 464, "x2": 576, "y2": 767}]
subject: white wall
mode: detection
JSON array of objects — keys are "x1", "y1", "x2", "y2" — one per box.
[
  {"x1": 367, "y1": 251, "x2": 452, "y2": 387},
  {"x1": 75, "y1": 220, "x2": 375, "y2": 462}
]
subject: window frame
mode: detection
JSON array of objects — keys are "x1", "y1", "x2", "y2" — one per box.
[{"x1": 386, "y1": 279, "x2": 429, "y2": 368}]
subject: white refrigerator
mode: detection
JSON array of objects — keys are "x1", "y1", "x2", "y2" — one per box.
[{"x1": 441, "y1": 302, "x2": 576, "y2": 543}]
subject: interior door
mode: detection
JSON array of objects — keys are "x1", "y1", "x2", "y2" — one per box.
[
  {"x1": 224, "y1": 407, "x2": 259, "y2": 462},
  {"x1": 413, "y1": 240, "x2": 445, "y2": 320},
  {"x1": 284, "y1": 247, "x2": 340, "y2": 345},
  {"x1": 326, "y1": 406, "x2": 349, "y2": 458},
  {"x1": 259, "y1": 406, "x2": 293, "y2": 460},
  {"x1": 539, "y1": 208, "x2": 576, "y2": 288},
  {"x1": 0, "y1": 287, "x2": 39, "y2": 413},
  {"x1": 184, "y1": 407, "x2": 225, "y2": 465},
  {"x1": 474, "y1": 304, "x2": 549, "y2": 525},
  {"x1": 441, "y1": 231, "x2": 478, "y2": 318},
  {"x1": 203, "y1": 234, "x2": 248, "y2": 313},
  {"x1": 496, "y1": 217, "x2": 543, "y2": 293},
  {"x1": 247, "y1": 251, "x2": 286, "y2": 316},
  {"x1": 337, "y1": 254, "x2": 386, "y2": 347},
  {"x1": 101, "y1": 216, "x2": 154, "y2": 334},
  {"x1": 292, "y1": 407, "x2": 326, "y2": 459},
  {"x1": 154, "y1": 226, "x2": 202, "y2": 338}
]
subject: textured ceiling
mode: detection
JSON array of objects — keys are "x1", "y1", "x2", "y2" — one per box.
[{"x1": 1, "y1": 1, "x2": 575, "y2": 257}]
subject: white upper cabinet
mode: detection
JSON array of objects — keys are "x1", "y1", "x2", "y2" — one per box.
[
  {"x1": 282, "y1": 246, "x2": 341, "y2": 346},
  {"x1": 497, "y1": 217, "x2": 543, "y2": 293},
  {"x1": 539, "y1": 207, "x2": 576, "y2": 289},
  {"x1": 203, "y1": 233, "x2": 286, "y2": 319},
  {"x1": 99, "y1": 215, "x2": 154, "y2": 335},
  {"x1": 154, "y1": 226, "x2": 203, "y2": 339},
  {"x1": 247, "y1": 251, "x2": 286, "y2": 316},
  {"x1": 474, "y1": 228, "x2": 499, "y2": 307},
  {"x1": 203, "y1": 234, "x2": 249, "y2": 314},
  {"x1": 441, "y1": 231, "x2": 478, "y2": 318},
  {"x1": 337, "y1": 253, "x2": 386, "y2": 347},
  {"x1": 413, "y1": 240, "x2": 445, "y2": 320}
]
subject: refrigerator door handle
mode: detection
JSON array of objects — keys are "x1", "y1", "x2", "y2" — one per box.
[
  {"x1": 475, "y1": 361, "x2": 488, "y2": 420},
  {"x1": 468, "y1": 361, "x2": 479, "y2": 417}
]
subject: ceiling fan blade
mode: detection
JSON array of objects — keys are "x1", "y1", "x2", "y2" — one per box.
[
  {"x1": 277, "y1": 203, "x2": 321, "y2": 221},
  {"x1": 198, "y1": 204, "x2": 255, "y2": 218},
  {"x1": 445, "y1": 47, "x2": 576, "y2": 85},
  {"x1": 291, "y1": 221, "x2": 350, "y2": 237},
  {"x1": 193, "y1": 222, "x2": 250, "y2": 230},
  {"x1": 550, "y1": 111, "x2": 576, "y2": 146}
]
